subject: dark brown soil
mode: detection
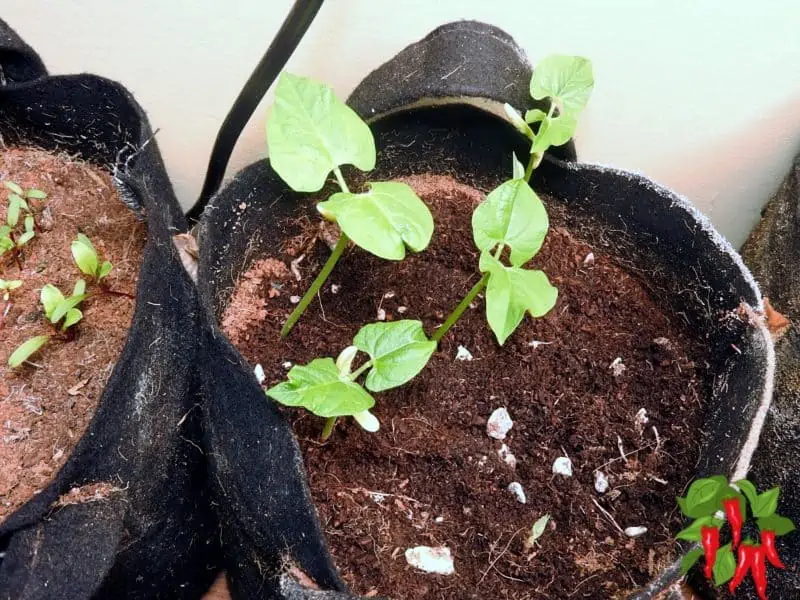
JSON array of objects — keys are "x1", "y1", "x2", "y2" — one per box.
[
  {"x1": 222, "y1": 174, "x2": 709, "y2": 599},
  {"x1": 0, "y1": 147, "x2": 145, "y2": 521}
]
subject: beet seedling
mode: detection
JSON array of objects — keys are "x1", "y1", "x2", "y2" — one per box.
[
  {"x1": 434, "y1": 55, "x2": 594, "y2": 345},
  {"x1": 2, "y1": 182, "x2": 47, "y2": 263},
  {"x1": 266, "y1": 73, "x2": 434, "y2": 337},
  {"x1": 71, "y1": 233, "x2": 113, "y2": 282},
  {"x1": 7, "y1": 279, "x2": 87, "y2": 367},
  {"x1": 0, "y1": 279, "x2": 22, "y2": 302},
  {"x1": 267, "y1": 320, "x2": 436, "y2": 440}
]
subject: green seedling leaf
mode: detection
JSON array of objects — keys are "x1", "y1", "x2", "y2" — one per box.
[
  {"x1": 71, "y1": 235, "x2": 99, "y2": 277},
  {"x1": 25, "y1": 188, "x2": 47, "y2": 199},
  {"x1": 479, "y1": 252, "x2": 558, "y2": 345},
  {"x1": 524, "y1": 514, "x2": 551, "y2": 549},
  {"x1": 73, "y1": 279, "x2": 87, "y2": 297},
  {"x1": 503, "y1": 103, "x2": 534, "y2": 141},
  {"x1": 98, "y1": 261, "x2": 113, "y2": 280},
  {"x1": 7, "y1": 195, "x2": 23, "y2": 227},
  {"x1": 712, "y1": 544, "x2": 735, "y2": 586},
  {"x1": 8, "y1": 335, "x2": 50, "y2": 368},
  {"x1": 757, "y1": 514, "x2": 796, "y2": 536},
  {"x1": 266, "y1": 72, "x2": 376, "y2": 192},
  {"x1": 530, "y1": 55, "x2": 594, "y2": 115},
  {"x1": 679, "y1": 547, "x2": 704, "y2": 576},
  {"x1": 318, "y1": 181, "x2": 433, "y2": 260},
  {"x1": 49, "y1": 293, "x2": 87, "y2": 326},
  {"x1": 751, "y1": 487, "x2": 780, "y2": 518},
  {"x1": 0, "y1": 279, "x2": 23, "y2": 291},
  {"x1": 335, "y1": 345, "x2": 359, "y2": 377},
  {"x1": 4, "y1": 181, "x2": 23, "y2": 196},
  {"x1": 40, "y1": 284, "x2": 65, "y2": 319},
  {"x1": 676, "y1": 515, "x2": 719, "y2": 542},
  {"x1": 24, "y1": 215, "x2": 34, "y2": 232},
  {"x1": 472, "y1": 179, "x2": 549, "y2": 267},
  {"x1": 511, "y1": 154, "x2": 525, "y2": 180},
  {"x1": 525, "y1": 108, "x2": 548, "y2": 124},
  {"x1": 530, "y1": 113, "x2": 578, "y2": 155},
  {"x1": 267, "y1": 357, "x2": 375, "y2": 418},
  {"x1": 62, "y1": 308, "x2": 83, "y2": 330},
  {"x1": 353, "y1": 320, "x2": 436, "y2": 392},
  {"x1": 16, "y1": 231, "x2": 34, "y2": 246}
]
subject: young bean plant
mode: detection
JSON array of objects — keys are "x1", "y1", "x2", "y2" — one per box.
[
  {"x1": 266, "y1": 73, "x2": 434, "y2": 337},
  {"x1": 1, "y1": 181, "x2": 46, "y2": 263},
  {"x1": 8, "y1": 279, "x2": 87, "y2": 367},
  {"x1": 267, "y1": 320, "x2": 436, "y2": 440},
  {"x1": 265, "y1": 56, "x2": 593, "y2": 439}
]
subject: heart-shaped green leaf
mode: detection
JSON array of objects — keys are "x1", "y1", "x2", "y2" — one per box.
[
  {"x1": 267, "y1": 357, "x2": 374, "y2": 418},
  {"x1": 266, "y1": 72, "x2": 376, "y2": 192},
  {"x1": 530, "y1": 55, "x2": 594, "y2": 115},
  {"x1": 8, "y1": 335, "x2": 50, "y2": 368},
  {"x1": 479, "y1": 252, "x2": 558, "y2": 345},
  {"x1": 318, "y1": 181, "x2": 433, "y2": 260},
  {"x1": 472, "y1": 179, "x2": 549, "y2": 266},
  {"x1": 752, "y1": 487, "x2": 780, "y2": 518},
  {"x1": 354, "y1": 320, "x2": 436, "y2": 392}
]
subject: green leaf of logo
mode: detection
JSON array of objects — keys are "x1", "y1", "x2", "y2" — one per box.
[
  {"x1": 353, "y1": 320, "x2": 436, "y2": 392},
  {"x1": 472, "y1": 179, "x2": 549, "y2": 267},
  {"x1": 676, "y1": 516, "x2": 718, "y2": 542},
  {"x1": 684, "y1": 476, "x2": 726, "y2": 515},
  {"x1": 266, "y1": 72, "x2": 376, "y2": 193},
  {"x1": 752, "y1": 487, "x2": 780, "y2": 518},
  {"x1": 266, "y1": 357, "x2": 374, "y2": 418},
  {"x1": 734, "y1": 479, "x2": 759, "y2": 508},
  {"x1": 757, "y1": 514, "x2": 796, "y2": 536},
  {"x1": 479, "y1": 252, "x2": 558, "y2": 345},
  {"x1": 712, "y1": 544, "x2": 736, "y2": 585},
  {"x1": 317, "y1": 182, "x2": 433, "y2": 260},
  {"x1": 530, "y1": 55, "x2": 594, "y2": 116},
  {"x1": 679, "y1": 548, "x2": 704, "y2": 576}
]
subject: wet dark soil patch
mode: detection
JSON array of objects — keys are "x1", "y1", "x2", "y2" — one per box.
[
  {"x1": 222, "y1": 174, "x2": 709, "y2": 599},
  {"x1": 0, "y1": 147, "x2": 145, "y2": 521}
]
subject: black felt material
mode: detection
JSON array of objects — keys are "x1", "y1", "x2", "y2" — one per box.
[
  {"x1": 196, "y1": 21, "x2": 771, "y2": 600},
  {"x1": 0, "y1": 18, "x2": 220, "y2": 600}
]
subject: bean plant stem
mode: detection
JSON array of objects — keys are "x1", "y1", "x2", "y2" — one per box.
[
  {"x1": 349, "y1": 360, "x2": 373, "y2": 381},
  {"x1": 321, "y1": 417, "x2": 337, "y2": 441},
  {"x1": 432, "y1": 273, "x2": 488, "y2": 343},
  {"x1": 280, "y1": 167, "x2": 351, "y2": 337},
  {"x1": 524, "y1": 102, "x2": 557, "y2": 180}
]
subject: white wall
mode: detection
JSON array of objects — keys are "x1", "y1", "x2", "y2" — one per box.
[{"x1": 3, "y1": 1, "x2": 800, "y2": 247}]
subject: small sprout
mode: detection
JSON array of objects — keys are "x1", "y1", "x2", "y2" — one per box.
[
  {"x1": 71, "y1": 234, "x2": 113, "y2": 281},
  {"x1": 524, "y1": 514, "x2": 551, "y2": 550},
  {"x1": 507, "y1": 481, "x2": 527, "y2": 504},
  {"x1": 7, "y1": 335, "x2": 50, "y2": 368},
  {"x1": 487, "y1": 407, "x2": 513, "y2": 440},
  {"x1": 404, "y1": 546, "x2": 455, "y2": 575},
  {"x1": 0, "y1": 279, "x2": 22, "y2": 302},
  {"x1": 552, "y1": 456, "x2": 573, "y2": 477}
]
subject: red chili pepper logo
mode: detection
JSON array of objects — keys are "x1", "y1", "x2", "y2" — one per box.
[{"x1": 676, "y1": 477, "x2": 795, "y2": 599}]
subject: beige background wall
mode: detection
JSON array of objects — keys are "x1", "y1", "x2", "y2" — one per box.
[{"x1": 3, "y1": 1, "x2": 799, "y2": 247}]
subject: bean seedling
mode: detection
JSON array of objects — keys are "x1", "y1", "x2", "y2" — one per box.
[
  {"x1": 8, "y1": 279, "x2": 87, "y2": 367},
  {"x1": 267, "y1": 320, "x2": 436, "y2": 440},
  {"x1": 264, "y1": 57, "x2": 593, "y2": 438},
  {"x1": 266, "y1": 73, "x2": 434, "y2": 337}
]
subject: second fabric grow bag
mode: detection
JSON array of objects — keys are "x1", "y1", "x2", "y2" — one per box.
[
  {"x1": 0, "y1": 19, "x2": 220, "y2": 599},
  {"x1": 195, "y1": 21, "x2": 775, "y2": 599}
]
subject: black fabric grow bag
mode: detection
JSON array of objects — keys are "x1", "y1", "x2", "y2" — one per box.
[
  {"x1": 0, "y1": 19, "x2": 220, "y2": 599},
  {"x1": 195, "y1": 21, "x2": 775, "y2": 599}
]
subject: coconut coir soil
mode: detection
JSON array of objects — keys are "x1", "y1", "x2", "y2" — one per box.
[
  {"x1": 0, "y1": 147, "x2": 145, "y2": 521},
  {"x1": 222, "y1": 174, "x2": 709, "y2": 600}
]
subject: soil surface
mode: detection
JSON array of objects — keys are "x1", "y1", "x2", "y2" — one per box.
[
  {"x1": 0, "y1": 147, "x2": 145, "y2": 521},
  {"x1": 222, "y1": 174, "x2": 710, "y2": 599}
]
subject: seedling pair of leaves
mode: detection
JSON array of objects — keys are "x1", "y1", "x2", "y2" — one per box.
[
  {"x1": 267, "y1": 72, "x2": 434, "y2": 336},
  {"x1": 267, "y1": 320, "x2": 436, "y2": 437},
  {"x1": 0, "y1": 279, "x2": 22, "y2": 302},
  {"x1": 676, "y1": 476, "x2": 795, "y2": 586},
  {"x1": 7, "y1": 280, "x2": 87, "y2": 368},
  {"x1": 1, "y1": 181, "x2": 46, "y2": 260}
]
